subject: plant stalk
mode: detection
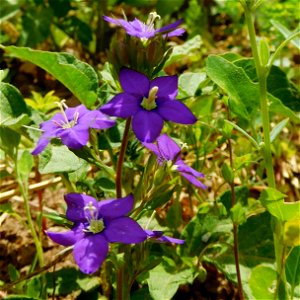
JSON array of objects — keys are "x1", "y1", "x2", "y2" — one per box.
[
  {"x1": 243, "y1": 5, "x2": 287, "y2": 298},
  {"x1": 227, "y1": 117, "x2": 244, "y2": 300},
  {"x1": 116, "y1": 118, "x2": 131, "y2": 198},
  {"x1": 116, "y1": 118, "x2": 132, "y2": 300}
]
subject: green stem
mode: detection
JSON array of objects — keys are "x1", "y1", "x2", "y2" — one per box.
[
  {"x1": 15, "y1": 154, "x2": 46, "y2": 297},
  {"x1": 16, "y1": 166, "x2": 44, "y2": 269},
  {"x1": 227, "y1": 111, "x2": 244, "y2": 300},
  {"x1": 243, "y1": 5, "x2": 287, "y2": 299}
]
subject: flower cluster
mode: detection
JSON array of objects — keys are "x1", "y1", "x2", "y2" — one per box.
[
  {"x1": 32, "y1": 13, "x2": 205, "y2": 275},
  {"x1": 47, "y1": 193, "x2": 184, "y2": 274}
]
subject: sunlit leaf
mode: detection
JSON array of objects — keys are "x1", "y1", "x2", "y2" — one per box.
[
  {"x1": 259, "y1": 188, "x2": 300, "y2": 221},
  {"x1": 3, "y1": 46, "x2": 99, "y2": 107},
  {"x1": 249, "y1": 265, "x2": 277, "y2": 300}
]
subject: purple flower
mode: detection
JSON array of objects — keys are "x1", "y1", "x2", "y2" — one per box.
[
  {"x1": 100, "y1": 68, "x2": 197, "y2": 142},
  {"x1": 104, "y1": 12, "x2": 185, "y2": 40},
  {"x1": 143, "y1": 134, "x2": 206, "y2": 189},
  {"x1": 32, "y1": 103, "x2": 115, "y2": 155},
  {"x1": 47, "y1": 193, "x2": 185, "y2": 274},
  {"x1": 47, "y1": 194, "x2": 147, "y2": 274},
  {"x1": 145, "y1": 230, "x2": 184, "y2": 244}
]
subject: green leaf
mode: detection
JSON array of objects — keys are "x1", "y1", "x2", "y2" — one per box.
[
  {"x1": 230, "y1": 202, "x2": 247, "y2": 225},
  {"x1": 95, "y1": 177, "x2": 115, "y2": 192},
  {"x1": 271, "y1": 20, "x2": 300, "y2": 50},
  {"x1": 181, "y1": 213, "x2": 232, "y2": 256},
  {"x1": 165, "y1": 35, "x2": 202, "y2": 66},
  {"x1": 147, "y1": 263, "x2": 194, "y2": 300},
  {"x1": 259, "y1": 38, "x2": 270, "y2": 66},
  {"x1": 26, "y1": 276, "x2": 42, "y2": 298},
  {"x1": 21, "y1": 6, "x2": 53, "y2": 47},
  {"x1": 249, "y1": 265, "x2": 277, "y2": 300},
  {"x1": 270, "y1": 118, "x2": 289, "y2": 143},
  {"x1": 286, "y1": 246, "x2": 300, "y2": 294},
  {"x1": 178, "y1": 72, "x2": 206, "y2": 98},
  {"x1": 259, "y1": 187, "x2": 300, "y2": 221},
  {"x1": 0, "y1": 127, "x2": 20, "y2": 158},
  {"x1": 221, "y1": 162, "x2": 234, "y2": 184},
  {"x1": 17, "y1": 150, "x2": 34, "y2": 182},
  {"x1": 235, "y1": 58, "x2": 300, "y2": 113},
  {"x1": 0, "y1": 82, "x2": 30, "y2": 128},
  {"x1": 284, "y1": 220, "x2": 300, "y2": 247},
  {"x1": 206, "y1": 55, "x2": 259, "y2": 120},
  {"x1": 39, "y1": 146, "x2": 86, "y2": 174},
  {"x1": 156, "y1": 0, "x2": 184, "y2": 16},
  {"x1": 3, "y1": 46, "x2": 99, "y2": 107},
  {"x1": 0, "y1": 0, "x2": 20, "y2": 21}
]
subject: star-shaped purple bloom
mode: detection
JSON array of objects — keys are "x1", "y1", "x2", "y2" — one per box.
[
  {"x1": 143, "y1": 134, "x2": 207, "y2": 189},
  {"x1": 104, "y1": 12, "x2": 185, "y2": 39},
  {"x1": 100, "y1": 68, "x2": 197, "y2": 142},
  {"x1": 47, "y1": 194, "x2": 147, "y2": 274},
  {"x1": 47, "y1": 193, "x2": 185, "y2": 274},
  {"x1": 32, "y1": 104, "x2": 115, "y2": 155}
]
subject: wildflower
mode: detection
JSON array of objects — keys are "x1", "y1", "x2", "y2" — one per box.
[
  {"x1": 143, "y1": 134, "x2": 206, "y2": 189},
  {"x1": 100, "y1": 68, "x2": 196, "y2": 142},
  {"x1": 32, "y1": 103, "x2": 115, "y2": 155},
  {"x1": 47, "y1": 194, "x2": 147, "y2": 274},
  {"x1": 104, "y1": 12, "x2": 185, "y2": 40},
  {"x1": 47, "y1": 193, "x2": 185, "y2": 274}
]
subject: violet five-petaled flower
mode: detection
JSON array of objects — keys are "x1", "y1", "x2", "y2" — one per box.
[
  {"x1": 32, "y1": 103, "x2": 115, "y2": 155},
  {"x1": 47, "y1": 193, "x2": 184, "y2": 274},
  {"x1": 100, "y1": 68, "x2": 197, "y2": 142},
  {"x1": 103, "y1": 12, "x2": 185, "y2": 40},
  {"x1": 143, "y1": 134, "x2": 207, "y2": 189}
]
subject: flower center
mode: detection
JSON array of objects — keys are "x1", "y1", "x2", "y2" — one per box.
[
  {"x1": 88, "y1": 219, "x2": 105, "y2": 234},
  {"x1": 83, "y1": 201, "x2": 105, "y2": 234},
  {"x1": 141, "y1": 86, "x2": 159, "y2": 110},
  {"x1": 53, "y1": 100, "x2": 79, "y2": 129}
]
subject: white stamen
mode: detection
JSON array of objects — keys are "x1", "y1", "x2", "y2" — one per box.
[{"x1": 146, "y1": 12, "x2": 161, "y2": 31}]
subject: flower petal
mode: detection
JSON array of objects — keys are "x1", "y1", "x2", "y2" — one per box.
[
  {"x1": 175, "y1": 160, "x2": 205, "y2": 178},
  {"x1": 142, "y1": 141, "x2": 161, "y2": 158},
  {"x1": 132, "y1": 110, "x2": 164, "y2": 142},
  {"x1": 98, "y1": 194, "x2": 134, "y2": 219},
  {"x1": 100, "y1": 93, "x2": 141, "y2": 118},
  {"x1": 179, "y1": 171, "x2": 207, "y2": 189},
  {"x1": 31, "y1": 135, "x2": 51, "y2": 155},
  {"x1": 73, "y1": 234, "x2": 108, "y2": 274},
  {"x1": 46, "y1": 223, "x2": 84, "y2": 246},
  {"x1": 157, "y1": 19, "x2": 183, "y2": 33},
  {"x1": 157, "y1": 134, "x2": 181, "y2": 161},
  {"x1": 119, "y1": 68, "x2": 149, "y2": 96},
  {"x1": 145, "y1": 230, "x2": 185, "y2": 244},
  {"x1": 164, "y1": 28, "x2": 185, "y2": 37},
  {"x1": 104, "y1": 217, "x2": 147, "y2": 244},
  {"x1": 156, "y1": 235, "x2": 185, "y2": 244},
  {"x1": 64, "y1": 105, "x2": 89, "y2": 120},
  {"x1": 65, "y1": 193, "x2": 98, "y2": 222},
  {"x1": 59, "y1": 126, "x2": 89, "y2": 149},
  {"x1": 157, "y1": 99, "x2": 197, "y2": 124},
  {"x1": 150, "y1": 75, "x2": 178, "y2": 100}
]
